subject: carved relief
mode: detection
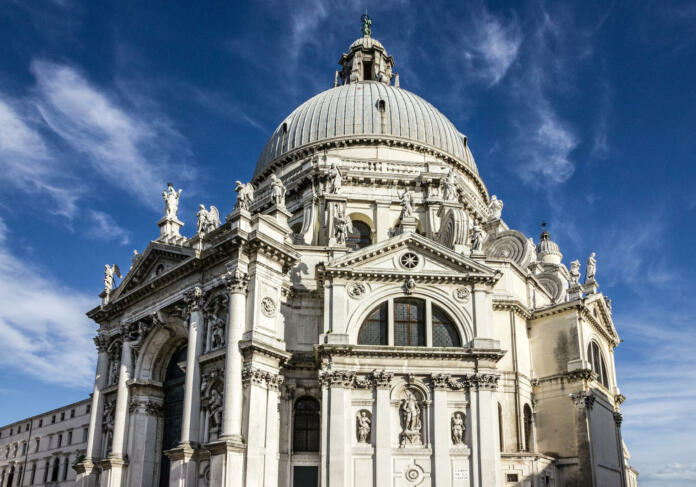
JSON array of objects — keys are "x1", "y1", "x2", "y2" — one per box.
[
  {"x1": 454, "y1": 287, "x2": 470, "y2": 302},
  {"x1": 102, "y1": 400, "x2": 115, "y2": 455},
  {"x1": 451, "y1": 412, "x2": 466, "y2": 446},
  {"x1": 223, "y1": 267, "x2": 249, "y2": 295},
  {"x1": 261, "y1": 297, "x2": 277, "y2": 318},
  {"x1": 371, "y1": 370, "x2": 393, "y2": 389},
  {"x1": 356, "y1": 410, "x2": 372, "y2": 443},
  {"x1": 346, "y1": 282, "x2": 366, "y2": 299},
  {"x1": 203, "y1": 294, "x2": 228, "y2": 352},
  {"x1": 201, "y1": 369, "x2": 224, "y2": 441},
  {"x1": 487, "y1": 230, "x2": 536, "y2": 268}
]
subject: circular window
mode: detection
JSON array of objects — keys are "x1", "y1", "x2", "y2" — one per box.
[{"x1": 400, "y1": 252, "x2": 420, "y2": 269}]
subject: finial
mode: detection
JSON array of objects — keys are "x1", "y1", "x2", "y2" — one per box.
[
  {"x1": 540, "y1": 221, "x2": 550, "y2": 240},
  {"x1": 361, "y1": 12, "x2": 372, "y2": 37}
]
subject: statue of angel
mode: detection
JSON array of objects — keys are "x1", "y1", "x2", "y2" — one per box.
[
  {"x1": 443, "y1": 169, "x2": 457, "y2": 201},
  {"x1": 104, "y1": 264, "x2": 121, "y2": 294},
  {"x1": 270, "y1": 174, "x2": 287, "y2": 208},
  {"x1": 328, "y1": 162, "x2": 343, "y2": 194},
  {"x1": 162, "y1": 183, "x2": 182, "y2": 219},
  {"x1": 488, "y1": 195, "x2": 504, "y2": 220},
  {"x1": 234, "y1": 181, "x2": 255, "y2": 211},
  {"x1": 197, "y1": 204, "x2": 220, "y2": 234},
  {"x1": 585, "y1": 252, "x2": 597, "y2": 282},
  {"x1": 399, "y1": 190, "x2": 414, "y2": 219},
  {"x1": 334, "y1": 206, "x2": 353, "y2": 245}
]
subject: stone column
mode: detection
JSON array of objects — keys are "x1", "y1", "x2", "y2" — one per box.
[
  {"x1": 242, "y1": 367, "x2": 269, "y2": 487},
  {"x1": 431, "y1": 375, "x2": 450, "y2": 486},
  {"x1": 180, "y1": 286, "x2": 205, "y2": 446},
  {"x1": 107, "y1": 326, "x2": 135, "y2": 487},
  {"x1": 373, "y1": 371, "x2": 392, "y2": 487},
  {"x1": 263, "y1": 374, "x2": 283, "y2": 487},
  {"x1": 327, "y1": 371, "x2": 351, "y2": 487},
  {"x1": 320, "y1": 377, "x2": 329, "y2": 487},
  {"x1": 474, "y1": 375, "x2": 501, "y2": 487},
  {"x1": 125, "y1": 400, "x2": 164, "y2": 487},
  {"x1": 471, "y1": 286, "x2": 493, "y2": 338}
]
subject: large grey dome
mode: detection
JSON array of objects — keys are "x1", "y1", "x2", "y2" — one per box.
[{"x1": 254, "y1": 82, "x2": 477, "y2": 178}]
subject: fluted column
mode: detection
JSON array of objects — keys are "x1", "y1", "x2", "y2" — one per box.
[
  {"x1": 221, "y1": 269, "x2": 249, "y2": 440},
  {"x1": 180, "y1": 286, "x2": 205, "y2": 446},
  {"x1": 86, "y1": 337, "x2": 109, "y2": 460}
]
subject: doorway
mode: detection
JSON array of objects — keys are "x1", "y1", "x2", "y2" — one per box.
[
  {"x1": 159, "y1": 346, "x2": 187, "y2": 487},
  {"x1": 293, "y1": 466, "x2": 318, "y2": 487}
]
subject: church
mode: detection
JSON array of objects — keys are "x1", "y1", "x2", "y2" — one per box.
[{"x1": 18, "y1": 15, "x2": 635, "y2": 487}]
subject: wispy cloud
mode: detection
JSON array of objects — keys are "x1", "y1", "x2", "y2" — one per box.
[
  {"x1": 0, "y1": 216, "x2": 96, "y2": 388},
  {"x1": 84, "y1": 210, "x2": 131, "y2": 245}
]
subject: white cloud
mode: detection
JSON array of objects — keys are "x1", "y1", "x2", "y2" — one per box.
[
  {"x1": 464, "y1": 10, "x2": 522, "y2": 86},
  {"x1": 0, "y1": 217, "x2": 96, "y2": 388},
  {"x1": 85, "y1": 210, "x2": 131, "y2": 245}
]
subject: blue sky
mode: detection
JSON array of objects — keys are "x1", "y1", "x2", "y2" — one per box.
[{"x1": 0, "y1": 1, "x2": 694, "y2": 484}]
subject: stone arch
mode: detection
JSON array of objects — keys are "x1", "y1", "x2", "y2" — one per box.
[
  {"x1": 133, "y1": 321, "x2": 187, "y2": 383},
  {"x1": 347, "y1": 284, "x2": 473, "y2": 345}
]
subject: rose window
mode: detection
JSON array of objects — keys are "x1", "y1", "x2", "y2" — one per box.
[{"x1": 400, "y1": 252, "x2": 419, "y2": 269}]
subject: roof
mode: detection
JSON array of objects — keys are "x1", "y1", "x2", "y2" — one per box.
[{"x1": 254, "y1": 82, "x2": 477, "y2": 178}]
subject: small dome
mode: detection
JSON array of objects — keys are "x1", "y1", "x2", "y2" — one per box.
[
  {"x1": 349, "y1": 36, "x2": 386, "y2": 51},
  {"x1": 536, "y1": 228, "x2": 562, "y2": 265}
]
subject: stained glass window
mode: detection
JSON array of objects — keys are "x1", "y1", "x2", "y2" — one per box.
[
  {"x1": 358, "y1": 303, "x2": 388, "y2": 345},
  {"x1": 394, "y1": 299, "x2": 425, "y2": 346},
  {"x1": 432, "y1": 307, "x2": 461, "y2": 347},
  {"x1": 293, "y1": 397, "x2": 320, "y2": 452}
]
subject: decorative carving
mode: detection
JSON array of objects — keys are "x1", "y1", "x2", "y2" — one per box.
[
  {"x1": 437, "y1": 206, "x2": 468, "y2": 251},
  {"x1": 234, "y1": 181, "x2": 255, "y2": 211},
  {"x1": 451, "y1": 412, "x2": 465, "y2": 445},
  {"x1": 107, "y1": 341, "x2": 122, "y2": 386},
  {"x1": 333, "y1": 205, "x2": 352, "y2": 246},
  {"x1": 223, "y1": 267, "x2": 249, "y2": 295},
  {"x1": 613, "y1": 411, "x2": 623, "y2": 427},
  {"x1": 102, "y1": 400, "x2": 115, "y2": 455},
  {"x1": 184, "y1": 286, "x2": 205, "y2": 316},
  {"x1": 371, "y1": 370, "x2": 393, "y2": 389},
  {"x1": 570, "y1": 391, "x2": 595, "y2": 409},
  {"x1": 328, "y1": 161, "x2": 342, "y2": 194},
  {"x1": 585, "y1": 252, "x2": 597, "y2": 282},
  {"x1": 94, "y1": 334, "x2": 108, "y2": 352},
  {"x1": 162, "y1": 183, "x2": 182, "y2": 220},
  {"x1": 400, "y1": 389, "x2": 423, "y2": 446},
  {"x1": 454, "y1": 287, "x2": 470, "y2": 302},
  {"x1": 196, "y1": 205, "x2": 220, "y2": 235},
  {"x1": 261, "y1": 297, "x2": 277, "y2": 318},
  {"x1": 537, "y1": 273, "x2": 565, "y2": 303},
  {"x1": 201, "y1": 369, "x2": 224, "y2": 440},
  {"x1": 266, "y1": 373, "x2": 285, "y2": 391},
  {"x1": 352, "y1": 375, "x2": 373, "y2": 389},
  {"x1": 400, "y1": 252, "x2": 419, "y2": 269},
  {"x1": 442, "y1": 169, "x2": 458, "y2": 201},
  {"x1": 473, "y1": 373, "x2": 500, "y2": 391},
  {"x1": 129, "y1": 399, "x2": 164, "y2": 417},
  {"x1": 404, "y1": 277, "x2": 416, "y2": 295},
  {"x1": 270, "y1": 174, "x2": 287, "y2": 208},
  {"x1": 204, "y1": 294, "x2": 228, "y2": 352},
  {"x1": 488, "y1": 195, "x2": 503, "y2": 220},
  {"x1": 346, "y1": 282, "x2": 366, "y2": 299},
  {"x1": 356, "y1": 410, "x2": 372, "y2": 443},
  {"x1": 399, "y1": 190, "x2": 414, "y2": 219},
  {"x1": 471, "y1": 225, "x2": 484, "y2": 253},
  {"x1": 431, "y1": 373, "x2": 451, "y2": 390},
  {"x1": 241, "y1": 366, "x2": 267, "y2": 387},
  {"x1": 487, "y1": 231, "x2": 536, "y2": 268}
]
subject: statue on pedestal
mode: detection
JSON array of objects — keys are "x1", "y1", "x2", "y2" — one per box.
[
  {"x1": 104, "y1": 264, "x2": 121, "y2": 297},
  {"x1": 234, "y1": 181, "x2": 255, "y2": 211},
  {"x1": 328, "y1": 162, "x2": 343, "y2": 194},
  {"x1": 570, "y1": 260, "x2": 581, "y2": 285},
  {"x1": 443, "y1": 169, "x2": 458, "y2": 201},
  {"x1": 196, "y1": 205, "x2": 220, "y2": 234},
  {"x1": 471, "y1": 225, "x2": 484, "y2": 252},
  {"x1": 400, "y1": 389, "x2": 422, "y2": 446},
  {"x1": 162, "y1": 183, "x2": 182, "y2": 220},
  {"x1": 488, "y1": 195, "x2": 503, "y2": 220},
  {"x1": 270, "y1": 174, "x2": 287, "y2": 208},
  {"x1": 399, "y1": 190, "x2": 414, "y2": 219},
  {"x1": 585, "y1": 252, "x2": 597, "y2": 282},
  {"x1": 334, "y1": 206, "x2": 352, "y2": 246},
  {"x1": 451, "y1": 412, "x2": 465, "y2": 445}
]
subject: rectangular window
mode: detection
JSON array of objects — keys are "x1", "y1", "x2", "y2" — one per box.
[
  {"x1": 35, "y1": 439, "x2": 40, "y2": 452},
  {"x1": 83, "y1": 427, "x2": 89, "y2": 443},
  {"x1": 26, "y1": 423, "x2": 30, "y2": 432},
  {"x1": 38, "y1": 419, "x2": 43, "y2": 427},
  {"x1": 51, "y1": 415, "x2": 55, "y2": 424},
  {"x1": 506, "y1": 473, "x2": 520, "y2": 482},
  {"x1": 9, "y1": 428, "x2": 12, "y2": 435},
  {"x1": 60, "y1": 412, "x2": 65, "y2": 421},
  {"x1": 86, "y1": 404, "x2": 91, "y2": 414},
  {"x1": 67, "y1": 431, "x2": 72, "y2": 446},
  {"x1": 30, "y1": 463, "x2": 36, "y2": 484},
  {"x1": 62, "y1": 457, "x2": 69, "y2": 481},
  {"x1": 70, "y1": 409, "x2": 75, "y2": 418},
  {"x1": 21, "y1": 443, "x2": 26, "y2": 455},
  {"x1": 58, "y1": 433, "x2": 63, "y2": 447}
]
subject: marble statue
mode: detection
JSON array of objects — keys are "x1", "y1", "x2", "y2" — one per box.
[
  {"x1": 334, "y1": 206, "x2": 352, "y2": 245},
  {"x1": 328, "y1": 162, "x2": 343, "y2": 194},
  {"x1": 400, "y1": 390, "x2": 421, "y2": 433},
  {"x1": 270, "y1": 174, "x2": 287, "y2": 208},
  {"x1": 443, "y1": 169, "x2": 458, "y2": 201},
  {"x1": 234, "y1": 181, "x2": 255, "y2": 211},
  {"x1": 471, "y1": 225, "x2": 483, "y2": 252},
  {"x1": 451, "y1": 412, "x2": 465, "y2": 445},
  {"x1": 489, "y1": 195, "x2": 504, "y2": 220},
  {"x1": 569, "y1": 260, "x2": 581, "y2": 285},
  {"x1": 197, "y1": 205, "x2": 220, "y2": 234},
  {"x1": 357, "y1": 411, "x2": 371, "y2": 443},
  {"x1": 104, "y1": 264, "x2": 121, "y2": 295},
  {"x1": 108, "y1": 358, "x2": 120, "y2": 386},
  {"x1": 399, "y1": 190, "x2": 414, "y2": 219},
  {"x1": 586, "y1": 252, "x2": 597, "y2": 282},
  {"x1": 162, "y1": 183, "x2": 182, "y2": 219},
  {"x1": 209, "y1": 387, "x2": 223, "y2": 428}
]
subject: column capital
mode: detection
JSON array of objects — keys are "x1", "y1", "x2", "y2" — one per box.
[
  {"x1": 184, "y1": 285, "x2": 206, "y2": 313},
  {"x1": 223, "y1": 268, "x2": 249, "y2": 295},
  {"x1": 613, "y1": 411, "x2": 623, "y2": 427},
  {"x1": 430, "y1": 373, "x2": 452, "y2": 390},
  {"x1": 94, "y1": 334, "x2": 109, "y2": 352},
  {"x1": 570, "y1": 391, "x2": 595, "y2": 409}
]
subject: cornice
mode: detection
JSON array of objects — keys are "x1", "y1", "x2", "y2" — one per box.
[
  {"x1": 492, "y1": 298, "x2": 532, "y2": 320},
  {"x1": 315, "y1": 344, "x2": 505, "y2": 362},
  {"x1": 531, "y1": 369, "x2": 596, "y2": 387}
]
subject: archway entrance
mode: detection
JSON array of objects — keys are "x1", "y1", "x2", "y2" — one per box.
[{"x1": 159, "y1": 346, "x2": 187, "y2": 487}]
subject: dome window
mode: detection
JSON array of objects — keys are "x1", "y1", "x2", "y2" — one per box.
[
  {"x1": 281, "y1": 123, "x2": 288, "y2": 151},
  {"x1": 363, "y1": 60, "x2": 373, "y2": 81},
  {"x1": 378, "y1": 99, "x2": 387, "y2": 133}
]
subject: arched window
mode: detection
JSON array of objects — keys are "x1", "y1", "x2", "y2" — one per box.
[
  {"x1": 30, "y1": 463, "x2": 36, "y2": 484},
  {"x1": 378, "y1": 99, "x2": 387, "y2": 133},
  {"x1": 347, "y1": 221, "x2": 372, "y2": 250},
  {"x1": 51, "y1": 457, "x2": 59, "y2": 482},
  {"x1": 293, "y1": 397, "x2": 320, "y2": 452},
  {"x1": 432, "y1": 307, "x2": 461, "y2": 347},
  {"x1": 588, "y1": 341, "x2": 609, "y2": 388},
  {"x1": 523, "y1": 404, "x2": 533, "y2": 451},
  {"x1": 281, "y1": 123, "x2": 288, "y2": 151},
  {"x1": 358, "y1": 302, "x2": 387, "y2": 345},
  {"x1": 498, "y1": 403, "x2": 504, "y2": 452},
  {"x1": 394, "y1": 298, "x2": 425, "y2": 346}
]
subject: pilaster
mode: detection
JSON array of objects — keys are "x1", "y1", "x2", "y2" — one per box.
[
  {"x1": 373, "y1": 371, "x2": 393, "y2": 487},
  {"x1": 431, "y1": 375, "x2": 450, "y2": 486}
]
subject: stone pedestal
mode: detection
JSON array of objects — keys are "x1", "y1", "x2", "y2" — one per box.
[
  {"x1": 165, "y1": 444, "x2": 199, "y2": 487},
  {"x1": 583, "y1": 279, "x2": 598, "y2": 295},
  {"x1": 398, "y1": 216, "x2": 419, "y2": 235},
  {"x1": 568, "y1": 284, "x2": 584, "y2": 301},
  {"x1": 157, "y1": 216, "x2": 186, "y2": 245}
]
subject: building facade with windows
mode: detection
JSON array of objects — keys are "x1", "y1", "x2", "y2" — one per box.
[
  {"x1": 15, "y1": 18, "x2": 638, "y2": 487},
  {"x1": 0, "y1": 399, "x2": 91, "y2": 487}
]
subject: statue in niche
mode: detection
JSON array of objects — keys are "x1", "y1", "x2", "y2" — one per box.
[
  {"x1": 471, "y1": 225, "x2": 484, "y2": 252},
  {"x1": 334, "y1": 206, "x2": 352, "y2": 245},
  {"x1": 488, "y1": 195, "x2": 504, "y2": 220},
  {"x1": 400, "y1": 389, "x2": 422, "y2": 446},
  {"x1": 443, "y1": 169, "x2": 458, "y2": 201},
  {"x1": 328, "y1": 162, "x2": 343, "y2": 194},
  {"x1": 162, "y1": 183, "x2": 182, "y2": 219},
  {"x1": 102, "y1": 401, "x2": 115, "y2": 454},
  {"x1": 270, "y1": 174, "x2": 287, "y2": 208},
  {"x1": 451, "y1": 412, "x2": 465, "y2": 445},
  {"x1": 399, "y1": 190, "x2": 414, "y2": 219},
  {"x1": 196, "y1": 204, "x2": 220, "y2": 235},
  {"x1": 211, "y1": 321, "x2": 224, "y2": 350},
  {"x1": 104, "y1": 264, "x2": 121, "y2": 296},
  {"x1": 356, "y1": 411, "x2": 371, "y2": 443},
  {"x1": 108, "y1": 355, "x2": 120, "y2": 385},
  {"x1": 585, "y1": 252, "x2": 597, "y2": 282},
  {"x1": 234, "y1": 181, "x2": 255, "y2": 211},
  {"x1": 209, "y1": 386, "x2": 223, "y2": 430},
  {"x1": 569, "y1": 260, "x2": 581, "y2": 285}
]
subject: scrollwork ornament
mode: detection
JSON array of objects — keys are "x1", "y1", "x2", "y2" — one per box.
[
  {"x1": 346, "y1": 282, "x2": 366, "y2": 299},
  {"x1": 261, "y1": 297, "x2": 277, "y2": 318},
  {"x1": 94, "y1": 334, "x2": 109, "y2": 352},
  {"x1": 454, "y1": 287, "x2": 470, "y2": 302},
  {"x1": 431, "y1": 373, "x2": 451, "y2": 390}
]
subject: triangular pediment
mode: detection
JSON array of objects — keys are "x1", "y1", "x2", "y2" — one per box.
[
  {"x1": 112, "y1": 242, "x2": 195, "y2": 299},
  {"x1": 323, "y1": 232, "x2": 500, "y2": 282},
  {"x1": 585, "y1": 293, "x2": 619, "y2": 343}
]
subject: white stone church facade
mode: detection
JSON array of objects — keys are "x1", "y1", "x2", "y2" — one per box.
[{"x1": 3, "y1": 20, "x2": 640, "y2": 487}]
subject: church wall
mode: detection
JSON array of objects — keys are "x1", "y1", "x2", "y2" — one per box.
[
  {"x1": 528, "y1": 312, "x2": 581, "y2": 379},
  {"x1": 587, "y1": 395, "x2": 623, "y2": 486}
]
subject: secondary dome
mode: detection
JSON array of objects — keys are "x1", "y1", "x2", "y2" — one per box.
[{"x1": 254, "y1": 82, "x2": 477, "y2": 178}]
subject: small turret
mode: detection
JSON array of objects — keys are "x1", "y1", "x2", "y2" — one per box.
[
  {"x1": 338, "y1": 14, "x2": 395, "y2": 85},
  {"x1": 536, "y1": 223, "x2": 562, "y2": 265}
]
